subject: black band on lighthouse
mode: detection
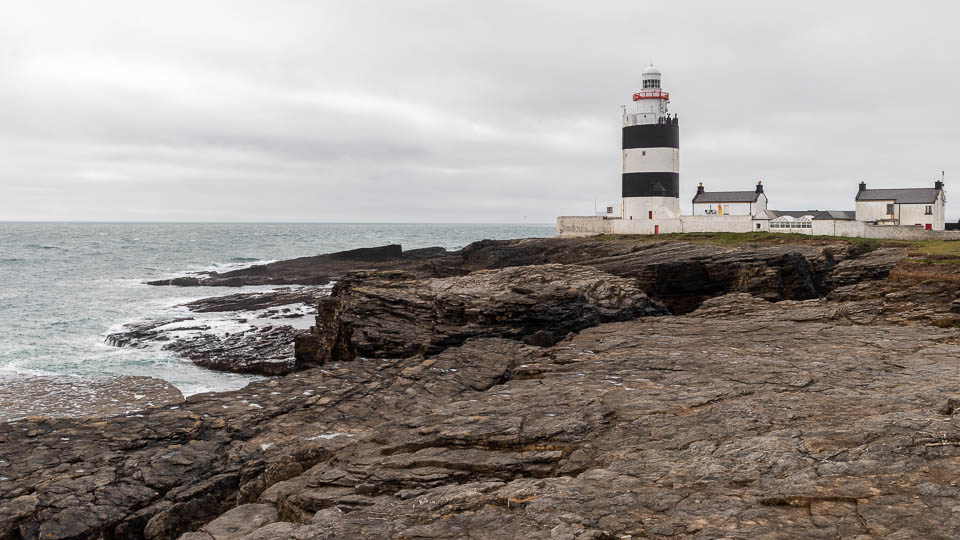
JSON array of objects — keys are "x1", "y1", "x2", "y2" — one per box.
[
  {"x1": 622, "y1": 124, "x2": 679, "y2": 149},
  {"x1": 622, "y1": 172, "x2": 680, "y2": 198}
]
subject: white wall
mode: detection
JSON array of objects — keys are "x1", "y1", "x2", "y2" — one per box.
[
  {"x1": 623, "y1": 147, "x2": 678, "y2": 173},
  {"x1": 623, "y1": 196, "x2": 680, "y2": 220},
  {"x1": 556, "y1": 216, "x2": 614, "y2": 236},
  {"x1": 692, "y1": 201, "x2": 754, "y2": 217},
  {"x1": 856, "y1": 200, "x2": 896, "y2": 223},
  {"x1": 812, "y1": 220, "x2": 841, "y2": 236},
  {"x1": 557, "y1": 214, "x2": 960, "y2": 239},
  {"x1": 679, "y1": 215, "x2": 757, "y2": 233},
  {"x1": 611, "y1": 218, "x2": 682, "y2": 235},
  {"x1": 857, "y1": 197, "x2": 945, "y2": 230}
]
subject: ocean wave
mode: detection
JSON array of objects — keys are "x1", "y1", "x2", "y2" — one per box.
[{"x1": 229, "y1": 257, "x2": 261, "y2": 263}]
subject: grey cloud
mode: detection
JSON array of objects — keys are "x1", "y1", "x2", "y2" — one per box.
[{"x1": 1, "y1": 1, "x2": 958, "y2": 222}]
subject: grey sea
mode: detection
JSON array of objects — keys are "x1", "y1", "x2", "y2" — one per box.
[{"x1": 0, "y1": 223, "x2": 554, "y2": 401}]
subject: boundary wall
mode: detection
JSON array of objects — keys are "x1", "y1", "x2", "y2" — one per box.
[{"x1": 558, "y1": 216, "x2": 960, "y2": 240}]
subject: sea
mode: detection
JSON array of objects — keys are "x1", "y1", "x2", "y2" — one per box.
[{"x1": 0, "y1": 223, "x2": 554, "y2": 397}]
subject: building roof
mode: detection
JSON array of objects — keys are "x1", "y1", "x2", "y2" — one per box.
[
  {"x1": 767, "y1": 210, "x2": 855, "y2": 221},
  {"x1": 856, "y1": 188, "x2": 940, "y2": 204},
  {"x1": 813, "y1": 210, "x2": 856, "y2": 220},
  {"x1": 692, "y1": 191, "x2": 760, "y2": 203}
]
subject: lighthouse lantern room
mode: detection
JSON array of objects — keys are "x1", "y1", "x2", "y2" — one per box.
[{"x1": 621, "y1": 64, "x2": 680, "y2": 221}]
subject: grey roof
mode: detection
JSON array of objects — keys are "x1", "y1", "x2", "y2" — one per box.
[
  {"x1": 768, "y1": 210, "x2": 855, "y2": 220},
  {"x1": 692, "y1": 191, "x2": 760, "y2": 203},
  {"x1": 856, "y1": 188, "x2": 940, "y2": 204},
  {"x1": 813, "y1": 210, "x2": 856, "y2": 220}
]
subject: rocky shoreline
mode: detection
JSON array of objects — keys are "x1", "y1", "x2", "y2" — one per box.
[{"x1": 7, "y1": 235, "x2": 960, "y2": 539}]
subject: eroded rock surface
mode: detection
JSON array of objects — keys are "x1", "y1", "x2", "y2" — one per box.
[
  {"x1": 10, "y1": 240, "x2": 955, "y2": 539},
  {"x1": 294, "y1": 264, "x2": 668, "y2": 369},
  {"x1": 6, "y1": 293, "x2": 960, "y2": 538}
]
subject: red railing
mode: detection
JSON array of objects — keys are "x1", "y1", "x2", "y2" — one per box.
[{"x1": 633, "y1": 90, "x2": 669, "y2": 101}]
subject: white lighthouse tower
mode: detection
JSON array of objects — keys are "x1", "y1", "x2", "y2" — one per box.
[{"x1": 621, "y1": 64, "x2": 680, "y2": 221}]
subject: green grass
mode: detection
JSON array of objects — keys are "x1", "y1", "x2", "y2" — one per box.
[{"x1": 591, "y1": 232, "x2": 881, "y2": 253}]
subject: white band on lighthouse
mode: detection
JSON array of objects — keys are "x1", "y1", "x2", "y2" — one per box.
[{"x1": 623, "y1": 147, "x2": 679, "y2": 174}]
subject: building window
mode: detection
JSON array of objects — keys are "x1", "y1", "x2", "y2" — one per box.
[
  {"x1": 886, "y1": 204, "x2": 895, "y2": 215},
  {"x1": 925, "y1": 205, "x2": 933, "y2": 215}
]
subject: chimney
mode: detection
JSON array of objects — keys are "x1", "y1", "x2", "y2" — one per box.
[
  {"x1": 859, "y1": 181, "x2": 866, "y2": 192},
  {"x1": 936, "y1": 180, "x2": 944, "y2": 191},
  {"x1": 696, "y1": 182, "x2": 704, "y2": 195},
  {"x1": 755, "y1": 180, "x2": 763, "y2": 194}
]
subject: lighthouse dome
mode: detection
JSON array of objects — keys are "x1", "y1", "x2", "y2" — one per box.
[{"x1": 642, "y1": 64, "x2": 661, "y2": 76}]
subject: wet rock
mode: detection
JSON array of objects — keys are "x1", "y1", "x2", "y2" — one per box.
[
  {"x1": 106, "y1": 319, "x2": 299, "y2": 376},
  {"x1": 163, "y1": 326, "x2": 299, "y2": 376},
  {"x1": 180, "y1": 288, "x2": 327, "y2": 314},
  {"x1": 294, "y1": 264, "x2": 668, "y2": 369},
  {"x1": 106, "y1": 318, "x2": 194, "y2": 347}
]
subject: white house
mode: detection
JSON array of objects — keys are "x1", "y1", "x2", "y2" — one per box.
[
  {"x1": 692, "y1": 181, "x2": 768, "y2": 217},
  {"x1": 855, "y1": 181, "x2": 946, "y2": 230}
]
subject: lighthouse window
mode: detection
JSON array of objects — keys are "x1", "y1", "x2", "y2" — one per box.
[{"x1": 643, "y1": 79, "x2": 660, "y2": 89}]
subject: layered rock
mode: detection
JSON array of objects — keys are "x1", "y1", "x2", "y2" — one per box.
[
  {"x1": 6, "y1": 292, "x2": 960, "y2": 538},
  {"x1": 7, "y1": 239, "x2": 948, "y2": 539},
  {"x1": 293, "y1": 264, "x2": 668, "y2": 369},
  {"x1": 147, "y1": 238, "x2": 906, "y2": 316}
]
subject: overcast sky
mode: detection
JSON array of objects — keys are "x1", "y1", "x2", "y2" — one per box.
[{"x1": 2, "y1": 1, "x2": 959, "y2": 222}]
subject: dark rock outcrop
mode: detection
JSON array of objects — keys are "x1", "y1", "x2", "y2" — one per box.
[
  {"x1": 180, "y1": 288, "x2": 328, "y2": 314},
  {"x1": 147, "y1": 238, "x2": 904, "y2": 315},
  {"x1": 294, "y1": 264, "x2": 668, "y2": 369}
]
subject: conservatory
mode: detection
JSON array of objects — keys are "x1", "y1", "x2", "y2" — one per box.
[{"x1": 769, "y1": 215, "x2": 813, "y2": 233}]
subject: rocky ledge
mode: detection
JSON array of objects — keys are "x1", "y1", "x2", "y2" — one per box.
[
  {"x1": 294, "y1": 264, "x2": 668, "y2": 369},
  {"x1": 125, "y1": 237, "x2": 905, "y2": 377},
  {"x1": 105, "y1": 288, "x2": 328, "y2": 376},
  {"x1": 10, "y1": 236, "x2": 960, "y2": 539}
]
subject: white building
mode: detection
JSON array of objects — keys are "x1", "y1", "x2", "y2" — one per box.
[
  {"x1": 768, "y1": 210, "x2": 856, "y2": 235},
  {"x1": 855, "y1": 181, "x2": 945, "y2": 230},
  {"x1": 692, "y1": 181, "x2": 768, "y2": 217}
]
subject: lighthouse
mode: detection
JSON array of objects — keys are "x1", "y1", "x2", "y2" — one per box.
[{"x1": 621, "y1": 64, "x2": 680, "y2": 221}]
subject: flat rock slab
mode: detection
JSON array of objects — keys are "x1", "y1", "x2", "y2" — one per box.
[{"x1": 0, "y1": 375, "x2": 183, "y2": 422}]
